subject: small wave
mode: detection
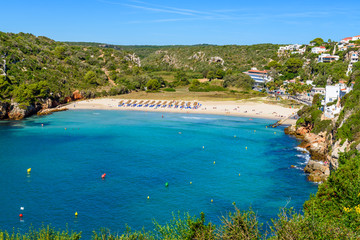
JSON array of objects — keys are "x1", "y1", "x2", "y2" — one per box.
[
  {"x1": 181, "y1": 116, "x2": 215, "y2": 120},
  {"x1": 294, "y1": 147, "x2": 309, "y2": 153},
  {"x1": 93, "y1": 113, "x2": 100, "y2": 115},
  {"x1": 296, "y1": 153, "x2": 310, "y2": 165}
]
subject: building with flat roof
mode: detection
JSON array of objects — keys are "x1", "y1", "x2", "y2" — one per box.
[
  {"x1": 243, "y1": 68, "x2": 272, "y2": 86},
  {"x1": 318, "y1": 54, "x2": 339, "y2": 63}
]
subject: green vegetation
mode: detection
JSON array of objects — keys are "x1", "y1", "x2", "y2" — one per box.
[
  {"x1": 0, "y1": 32, "x2": 282, "y2": 113},
  {"x1": 296, "y1": 93, "x2": 333, "y2": 134}
]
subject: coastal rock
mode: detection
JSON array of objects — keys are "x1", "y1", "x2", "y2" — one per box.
[
  {"x1": 8, "y1": 102, "x2": 36, "y2": 120},
  {"x1": 72, "y1": 90, "x2": 83, "y2": 100},
  {"x1": 41, "y1": 98, "x2": 53, "y2": 109},
  {"x1": 37, "y1": 107, "x2": 68, "y2": 116},
  {"x1": 331, "y1": 140, "x2": 349, "y2": 159},
  {"x1": 304, "y1": 160, "x2": 329, "y2": 182},
  {"x1": 0, "y1": 101, "x2": 9, "y2": 119}
]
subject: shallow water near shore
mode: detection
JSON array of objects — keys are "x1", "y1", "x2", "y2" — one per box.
[{"x1": 0, "y1": 110, "x2": 317, "y2": 237}]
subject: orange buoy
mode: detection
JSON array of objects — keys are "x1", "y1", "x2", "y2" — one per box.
[
  {"x1": 101, "y1": 173, "x2": 106, "y2": 179},
  {"x1": 19, "y1": 214, "x2": 23, "y2": 217}
]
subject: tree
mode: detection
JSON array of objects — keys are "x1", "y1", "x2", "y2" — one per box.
[
  {"x1": 54, "y1": 46, "x2": 66, "y2": 60},
  {"x1": 146, "y1": 79, "x2": 160, "y2": 91},
  {"x1": 267, "y1": 61, "x2": 282, "y2": 70},
  {"x1": 284, "y1": 58, "x2": 303, "y2": 74},
  {"x1": 84, "y1": 71, "x2": 97, "y2": 85},
  {"x1": 207, "y1": 71, "x2": 216, "y2": 80},
  {"x1": 310, "y1": 38, "x2": 324, "y2": 46},
  {"x1": 175, "y1": 71, "x2": 189, "y2": 85},
  {"x1": 216, "y1": 69, "x2": 225, "y2": 79},
  {"x1": 223, "y1": 73, "x2": 254, "y2": 90}
]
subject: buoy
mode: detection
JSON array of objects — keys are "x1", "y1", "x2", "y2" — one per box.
[
  {"x1": 239, "y1": 173, "x2": 241, "y2": 176},
  {"x1": 266, "y1": 126, "x2": 268, "y2": 128},
  {"x1": 234, "y1": 135, "x2": 236, "y2": 138},
  {"x1": 41, "y1": 124, "x2": 44, "y2": 127},
  {"x1": 202, "y1": 146, "x2": 205, "y2": 149},
  {"x1": 254, "y1": 130, "x2": 256, "y2": 133},
  {"x1": 245, "y1": 146, "x2": 247, "y2": 150},
  {"x1": 291, "y1": 165, "x2": 295, "y2": 168},
  {"x1": 101, "y1": 173, "x2": 106, "y2": 179},
  {"x1": 65, "y1": 128, "x2": 67, "y2": 130},
  {"x1": 162, "y1": 115, "x2": 164, "y2": 118},
  {"x1": 19, "y1": 214, "x2": 23, "y2": 218},
  {"x1": 75, "y1": 212, "x2": 78, "y2": 217},
  {"x1": 178, "y1": 132, "x2": 182, "y2": 134},
  {"x1": 27, "y1": 168, "x2": 31, "y2": 174},
  {"x1": 147, "y1": 196, "x2": 150, "y2": 199},
  {"x1": 190, "y1": 181, "x2": 192, "y2": 184},
  {"x1": 232, "y1": 201, "x2": 236, "y2": 205},
  {"x1": 165, "y1": 182, "x2": 169, "y2": 187},
  {"x1": 274, "y1": 132, "x2": 276, "y2": 134},
  {"x1": 211, "y1": 199, "x2": 213, "y2": 203},
  {"x1": 20, "y1": 207, "x2": 24, "y2": 210},
  {"x1": 213, "y1": 161, "x2": 215, "y2": 164}
]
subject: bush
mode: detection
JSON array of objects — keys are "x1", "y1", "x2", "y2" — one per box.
[{"x1": 163, "y1": 88, "x2": 176, "y2": 92}]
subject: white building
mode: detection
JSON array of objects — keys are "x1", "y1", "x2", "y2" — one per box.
[
  {"x1": 352, "y1": 35, "x2": 360, "y2": 41},
  {"x1": 322, "y1": 83, "x2": 353, "y2": 118},
  {"x1": 341, "y1": 37, "x2": 353, "y2": 44},
  {"x1": 306, "y1": 80, "x2": 315, "y2": 86},
  {"x1": 350, "y1": 53, "x2": 359, "y2": 63},
  {"x1": 243, "y1": 68, "x2": 272, "y2": 86},
  {"x1": 311, "y1": 87, "x2": 325, "y2": 96},
  {"x1": 312, "y1": 46, "x2": 327, "y2": 54},
  {"x1": 318, "y1": 54, "x2": 340, "y2": 63},
  {"x1": 278, "y1": 44, "x2": 303, "y2": 55},
  {"x1": 323, "y1": 85, "x2": 341, "y2": 118}
]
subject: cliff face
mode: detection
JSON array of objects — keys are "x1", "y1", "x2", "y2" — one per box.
[
  {"x1": 286, "y1": 125, "x2": 330, "y2": 182},
  {"x1": 286, "y1": 122, "x2": 355, "y2": 183}
]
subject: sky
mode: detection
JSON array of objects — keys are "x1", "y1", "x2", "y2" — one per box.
[{"x1": 1, "y1": 0, "x2": 360, "y2": 45}]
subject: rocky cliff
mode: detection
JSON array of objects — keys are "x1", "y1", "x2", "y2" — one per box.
[
  {"x1": 286, "y1": 122, "x2": 355, "y2": 183},
  {"x1": 286, "y1": 125, "x2": 330, "y2": 182}
]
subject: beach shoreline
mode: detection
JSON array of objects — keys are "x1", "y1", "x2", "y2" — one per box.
[{"x1": 65, "y1": 98, "x2": 299, "y2": 123}]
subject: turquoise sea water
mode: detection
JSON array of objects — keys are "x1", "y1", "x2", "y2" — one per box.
[{"x1": 0, "y1": 110, "x2": 317, "y2": 237}]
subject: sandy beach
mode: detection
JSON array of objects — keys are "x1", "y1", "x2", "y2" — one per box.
[{"x1": 66, "y1": 98, "x2": 299, "y2": 123}]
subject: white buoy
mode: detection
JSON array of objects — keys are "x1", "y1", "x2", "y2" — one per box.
[{"x1": 20, "y1": 207, "x2": 24, "y2": 211}]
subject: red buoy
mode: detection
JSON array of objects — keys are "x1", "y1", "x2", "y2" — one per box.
[
  {"x1": 101, "y1": 173, "x2": 106, "y2": 179},
  {"x1": 19, "y1": 214, "x2": 23, "y2": 217}
]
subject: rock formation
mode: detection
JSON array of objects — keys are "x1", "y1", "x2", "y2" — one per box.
[
  {"x1": 209, "y1": 56, "x2": 224, "y2": 65},
  {"x1": 125, "y1": 53, "x2": 141, "y2": 67}
]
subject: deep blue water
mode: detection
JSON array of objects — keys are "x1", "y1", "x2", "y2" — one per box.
[{"x1": 0, "y1": 110, "x2": 317, "y2": 237}]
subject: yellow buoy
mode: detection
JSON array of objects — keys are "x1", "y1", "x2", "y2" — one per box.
[
  {"x1": 254, "y1": 130, "x2": 256, "y2": 133},
  {"x1": 234, "y1": 135, "x2": 236, "y2": 138},
  {"x1": 245, "y1": 146, "x2": 247, "y2": 150},
  {"x1": 211, "y1": 199, "x2": 213, "y2": 203},
  {"x1": 274, "y1": 132, "x2": 276, "y2": 134},
  {"x1": 190, "y1": 181, "x2": 192, "y2": 184},
  {"x1": 266, "y1": 126, "x2": 268, "y2": 128},
  {"x1": 27, "y1": 168, "x2": 31, "y2": 174},
  {"x1": 239, "y1": 173, "x2": 241, "y2": 176},
  {"x1": 213, "y1": 161, "x2": 215, "y2": 164},
  {"x1": 75, "y1": 212, "x2": 78, "y2": 217},
  {"x1": 147, "y1": 196, "x2": 150, "y2": 199},
  {"x1": 202, "y1": 146, "x2": 205, "y2": 149}
]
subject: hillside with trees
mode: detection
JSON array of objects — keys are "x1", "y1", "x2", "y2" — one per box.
[{"x1": 0, "y1": 32, "x2": 280, "y2": 119}]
